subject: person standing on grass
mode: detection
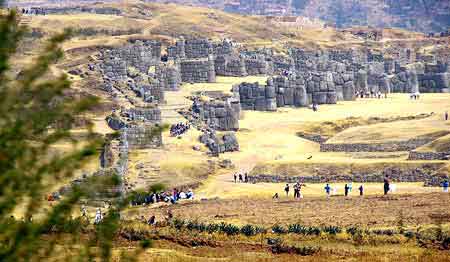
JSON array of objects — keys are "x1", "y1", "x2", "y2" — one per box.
[
  {"x1": 324, "y1": 183, "x2": 331, "y2": 198},
  {"x1": 293, "y1": 183, "x2": 299, "y2": 198},
  {"x1": 244, "y1": 173, "x2": 248, "y2": 183},
  {"x1": 233, "y1": 173, "x2": 237, "y2": 183},
  {"x1": 359, "y1": 185, "x2": 364, "y2": 196},
  {"x1": 344, "y1": 184, "x2": 349, "y2": 197},
  {"x1": 383, "y1": 175, "x2": 390, "y2": 195},
  {"x1": 443, "y1": 180, "x2": 449, "y2": 193},
  {"x1": 284, "y1": 184, "x2": 290, "y2": 197},
  {"x1": 298, "y1": 182, "x2": 306, "y2": 199},
  {"x1": 238, "y1": 173, "x2": 243, "y2": 183}
]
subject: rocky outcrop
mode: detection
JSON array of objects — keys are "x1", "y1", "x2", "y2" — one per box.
[{"x1": 199, "y1": 132, "x2": 239, "y2": 156}]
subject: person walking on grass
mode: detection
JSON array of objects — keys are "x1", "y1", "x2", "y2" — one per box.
[
  {"x1": 324, "y1": 183, "x2": 331, "y2": 198},
  {"x1": 233, "y1": 173, "x2": 237, "y2": 183},
  {"x1": 244, "y1": 173, "x2": 248, "y2": 183},
  {"x1": 238, "y1": 174, "x2": 243, "y2": 183},
  {"x1": 344, "y1": 184, "x2": 350, "y2": 197},
  {"x1": 359, "y1": 185, "x2": 364, "y2": 196},
  {"x1": 383, "y1": 175, "x2": 390, "y2": 195},
  {"x1": 284, "y1": 184, "x2": 290, "y2": 197},
  {"x1": 445, "y1": 111, "x2": 448, "y2": 121}
]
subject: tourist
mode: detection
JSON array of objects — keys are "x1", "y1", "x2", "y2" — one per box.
[
  {"x1": 358, "y1": 185, "x2": 364, "y2": 196},
  {"x1": 244, "y1": 173, "x2": 248, "y2": 183},
  {"x1": 324, "y1": 183, "x2": 331, "y2": 198},
  {"x1": 284, "y1": 184, "x2": 290, "y2": 196},
  {"x1": 81, "y1": 205, "x2": 87, "y2": 217},
  {"x1": 445, "y1": 111, "x2": 448, "y2": 121},
  {"x1": 186, "y1": 189, "x2": 194, "y2": 199},
  {"x1": 173, "y1": 188, "x2": 178, "y2": 201},
  {"x1": 383, "y1": 175, "x2": 390, "y2": 195},
  {"x1": 179, "y1": 191, "x2": 187, "y2": 199},
  {"x1": 344, "y1": 184, "x2": 349, "y2": 197},
  {"x1": 147, "y1": 215, "x2": 156, "y2": 226},
  {"x1": 234, "y1": 173, "x2": 237, "y2": 183},
  {"x1": 348, "y1": 182, "x2": 353, "y2": 193},
  {"x1": 94, "y1": 208, "x2": 103, "y2": 225},
  {"x1": 443, "y1": 180, "x2": 449, "y2": 193},
  {"x1": 239, "y1": 174, "x2": 243, "y2": 182},
  {"x1": 312, "y1": 103, "x2": 318, "y2": 112},
  {"x1": 293, "y1": 183, "x2": 299, "y2": 198}
]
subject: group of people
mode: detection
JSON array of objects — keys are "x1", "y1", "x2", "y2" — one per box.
[
  {"x1": 137, "y1": 210, "x2": 174, "y2": 226},
  {"x1": 280, "y1": 182, "x2": 307, "y2": 199},
  {"x1": 274, "y1": 176, "x2": 450, "y2": 200},
  {"x1": 170, "y1": 122, "x2": 190, "y2": 137},
  {"x1": 130, "y1": 188, "x2": 194, "y2": 206},
  {"x1": 234, "y1": 173, "x2": 249, "y2": 183},
  {"x1": 21, "y1": 8, "x2": 47, "y2": 15},
  {"x1": 355, "y1": 90, "x2": 387, "y2": 99},
  {"x1": 410, "y1": 93, "x2": 421, "y2": 100}
]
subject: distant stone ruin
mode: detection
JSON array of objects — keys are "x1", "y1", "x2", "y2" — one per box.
[{"x1": 234, "y1": 71, "x2": 354, "y2": 111}]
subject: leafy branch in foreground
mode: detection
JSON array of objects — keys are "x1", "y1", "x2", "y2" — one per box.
[{"x1": 0, "y1": 7, "x2": 152, "y2": 261}]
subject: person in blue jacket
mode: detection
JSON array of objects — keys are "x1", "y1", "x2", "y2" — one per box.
[
  {"x1": 443, "y1": 180, "x2": 449, "y2": 193},
  {"x1": 324, "y1": 183, "x2": 331, "y2": 198}
]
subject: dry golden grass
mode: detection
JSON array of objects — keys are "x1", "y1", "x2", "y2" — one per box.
[
  {"x1": 150, "y1": 77, "x2": 450, "y2": 200},
  {"x1": 138, "y1": 192, "x2": 450, "y2": 228},
  {"x1": 417, "y1": 134, "x2": 450, "y2": 152}
]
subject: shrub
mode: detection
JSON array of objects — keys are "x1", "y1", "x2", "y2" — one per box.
[
  {"x1": 219, "y1": 222, "x2": 240, "y2": 236},
  {"x1": 346, "y1": 226, "x2": 363, "y2": 236},
  {"x1": 323, "y1": 225, "x2": 342, "y2": 235},
  {"x1": 240, "y1": 224, "x2": 257, "y2": 236},
  {"x1": 172, "y1": 219, "x2": 185, "y2": 230},
  {"x1": 272, "y1": 224, "x2": 286, "y2": 234},
  {"x1": 288, "y1": 224, "x2": 308, "y2": 234},
  {"x1": 306, "y1": 226, "x2": 321, "y2": 236},
  {"x1": 372, "y1": 229, "x2": 396, "y2": 236},
  {"x1": 206, "y1": 223, "x2": 220, "y2": 234}
]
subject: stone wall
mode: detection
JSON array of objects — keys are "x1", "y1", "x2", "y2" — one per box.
[
  {"x1": 32, "y1": 6, "x2": 122, "y2": 15},
  {"x1": 102, "y1": 40, "x2": 161, "y2": 74},
  {"x1": 390, "y1": 69, "x2": 420, "y2": 93},
  {"x1": 180, "y1": 57, "x2": 216, "y2": 83},
  {"x1": 214, "y1": 55, "x2": 247, "y2": 77},
  {"x1": 408, "y1": 151, "x2": 450, "y2": 160},
  {"x1": 194, "y1": 99, "x2": 240, "y2": 131},
  {"x1": 123, "y1": 107, "x2": 161, "y2": 123},
  {"x1": 248, "y1": 165, "x2": 440, "y2": 184},
  {"x1": 320, "y1": 138, "x2": 435, "y2": 152},
  {"x1": 123, "y1": 124, "x2": 163, "y2": 149},
  {"x1": 155, "y1": 62, "x2": 182, "y2": 91},
  {"x1": 234, "y1": 72, "x2": 354, "y2": 111},
  {"x1": 244, "y1": 55, "x2": 274, "y2": 75},
  {"x1": 184, "y1": 39, "x2": 214, "y2": 59}
]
